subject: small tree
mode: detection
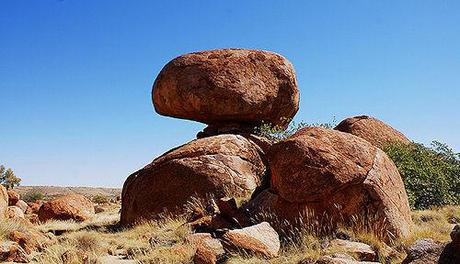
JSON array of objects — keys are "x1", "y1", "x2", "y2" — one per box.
[{"x1": 0, "y1": 165, "x2": 21, "y2": 189}]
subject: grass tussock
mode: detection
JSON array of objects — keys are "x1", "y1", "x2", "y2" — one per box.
[{"x1": 0, "y1": 218, "x2": 31, "y2": 241}]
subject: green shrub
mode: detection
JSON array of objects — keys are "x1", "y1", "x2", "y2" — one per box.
[
  {"x1": 22, "y1": 191, "x2": 45, "y2": 202},
  {"x1": 92, "y1": 194, "x2": 110, "y2": 204},
  {"x1": 383, "y1": 141, "x2": 460, "y2": 210},
  {"x1": 255, "y1": 118, "x2": 336, "y2": 142}
]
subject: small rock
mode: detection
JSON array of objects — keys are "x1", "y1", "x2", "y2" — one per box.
[
  {"x1": 37, "y1": 194, "x2": 95, "y2": 222},
  {"x1": 7, "y1": 189, "x2": 20, "y2": 206},
  {"x1": 9, "y1": 230, "x2": 35, "y2": 254},
  {"x1": 15, "y1": 200, "x2": 29, "y2": 213},
  {"x1": 94, "y1": 204, "x2": 105, "y2": 214},
  {"x1": 328, "y1": 239, "x2": 377, "y2": 261},
  {"x1": 223, "y1": 222, "x2": 280, "y2": 258},
  {"x1": 186, "y1": 233, "x2": 225, "y2": 264},
  {"x1": 0, "y1": 241, "x2": 29, "y2": 263},
  {"x1": 404, "y1": 238, "x2": 443, "y2": 262},
  {"x1": 6, "y1": 206, "x2": 25, "y2": 219},
  {"x1": 216, "y1": 197, "x2": 250, "y2": 228}
]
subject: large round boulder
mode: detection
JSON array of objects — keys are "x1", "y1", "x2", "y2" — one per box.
[
  {"x1": 37, "y1": 194, "x2": 95, "y2": 222},
  {"x1": 152, "y1": 49, "x2": 299, "y2": 129},
  {"x1": 335, "y1": 115, "x2": 410, "y2": 148},
  {"x1": 121, "y1": 134, "x2": 268, "y2": 225},
  {"x1": 248, "y1": 127, "x2": 412, "y2": 241}
]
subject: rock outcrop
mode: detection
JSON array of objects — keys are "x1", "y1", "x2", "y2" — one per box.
[
  {"x1": 335, "y1": 115, "x2": 410, "y2": 148},
  {"x1": 0, "y1": 185, "x2": 8, "y2": 219},
  {"x1": 121, "y1": 134, "x2": 267, "y2": 225},
  {"x1": 247, "y1": 127, "x2": 412, "y2": 241},
  {"x1": 152, "y1": 49, "x2": 299, "y2": 130},
  {"x1": 37, "y1": 194, "x2": 95, "y2": 222}
]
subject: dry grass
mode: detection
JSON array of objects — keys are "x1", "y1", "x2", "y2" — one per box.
[
  {"x1": 31, "y1": 204, "x2": 193, "y2": 263},
  {"x1": 403, "y1": 205, "x2": 459, "y2": 245},
  {"x1": 3, "y1": 202, "x2": 457, "y2": 263}
]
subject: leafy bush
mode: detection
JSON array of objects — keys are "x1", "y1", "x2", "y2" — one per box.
[
  {"x1": 383, "y1": 141, "x2": 460, "y2": 210},
  {"x1": 22, "y1": 191, "x2": 45, "y2": 202},
  {"x1": 0, "y1": 165, "x2": 21, "y2": 189},
  {"x1": 255, "y1": 118, "x2": 337, "y2": 142},
  {"x1": 92, "y1": 194, "x2": 110, "y2": 204}
]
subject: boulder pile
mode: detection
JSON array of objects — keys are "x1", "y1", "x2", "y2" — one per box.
[
  {"x1": 121, "y1": 48, "x2": 413, "y2": 244},
  {"x1": 121, "y1": 48, "x2": 299, "y2": 225}
]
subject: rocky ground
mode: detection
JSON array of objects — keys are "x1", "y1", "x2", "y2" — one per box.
[{"x1": 0, "y1": 192, "x2": 458, "y2": 263}]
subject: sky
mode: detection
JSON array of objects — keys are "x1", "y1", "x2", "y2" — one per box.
[{"x1": 1, "y1": 1, "x2": 459, "y2": 188}]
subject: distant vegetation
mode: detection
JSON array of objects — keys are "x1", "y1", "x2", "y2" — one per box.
[
  {"x1": 22, "y1": 190, "x2": 45, "y2": 202},
  {"x1": 384, "y1": 141, "x2": 460, "y2": 210},
  {"x1": 92, "y1": 194, "x2": 110, "y2": 204},
  {"x1": 0, "y1": 164, "x2": 21, "y2": 189}
]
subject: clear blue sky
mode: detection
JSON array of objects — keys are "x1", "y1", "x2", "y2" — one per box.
[{"x1": 1, "y1": 1, "x2": 459, "y2": 187}]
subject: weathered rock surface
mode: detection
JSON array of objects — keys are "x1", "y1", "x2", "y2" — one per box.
[
  {"x1": 37, "y1": 194, "x2": 95, "y2": 222},
  {"x1": 222, "y1": 222, "x2": 280, "y2": 258},
  {"x1": 152, "y1": 48, "x2": 299, "y2": 129},
  {"x1": 335, "y1": 115, "x2": 410, "y2": 148},
  {"x1": 0, "y1": 185, "x2": 8, "y2": 219},
  {"x1": 121, "y1": 134, "x2": 267, "y2": 225},
  {"x1": 6, "y1": 206, "x2": 25, "y2": 219},
  {"x1": 248, "y1": 127, "x2": 412, "y2": 241},
  {"x1": 7, "y1": 189, "x2": 20, "y2": 206},
  {"x1": 186, "y1": 233, "x2": 225, "y2": 264}
]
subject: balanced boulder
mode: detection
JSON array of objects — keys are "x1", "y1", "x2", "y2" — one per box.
[
  {"x1": 37, "y1": 194, "x2": 95, "y2": 222},
  {"x1": 248, "y1": 127, "x2": 412, "y2": 241},
  {"x1": 121, "y1": 134, "x2": 267, "y2": 225},
  {"x1": 335, "y1": 115, "x2": 410, "y2": 148},
  {"x1": 152, "y1": 49, "x2": 299, "y2": 129}
]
